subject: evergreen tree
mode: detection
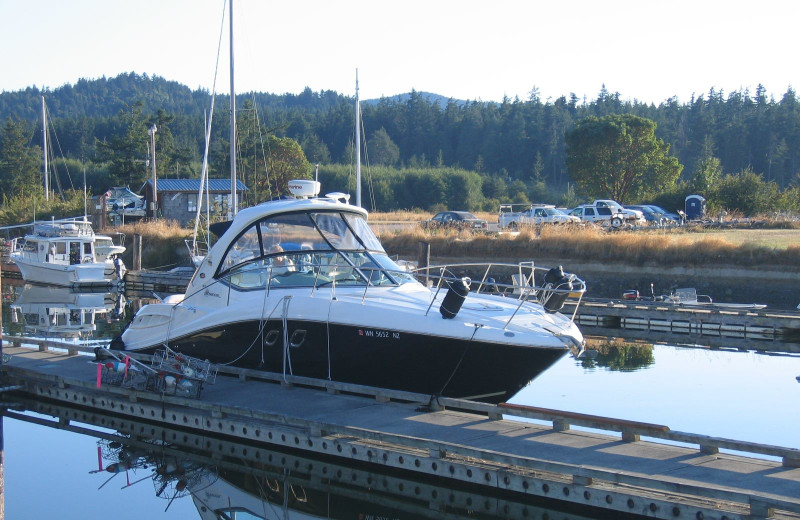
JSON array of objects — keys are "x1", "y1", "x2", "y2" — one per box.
[
  {"x1": 0, "y1": 117, "x2": 41, "y2": 199},
  {"x1": 367, "y1": 127, "x2": 400, "y2": 166},
  {"x1": 95, "y1": 101, "x2": 149, "y2": 187}
]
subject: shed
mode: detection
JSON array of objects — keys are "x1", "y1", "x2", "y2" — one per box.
[{"x1": 141, "y1": 179, "x2": 248, "y2": 224}]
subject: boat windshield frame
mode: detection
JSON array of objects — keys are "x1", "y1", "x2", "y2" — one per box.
[{"x1": 214, "y1": 209, "x2": 411, "y2": 290}]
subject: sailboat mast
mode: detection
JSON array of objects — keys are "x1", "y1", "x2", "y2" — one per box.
[
  {"x1": 229, "y1": 0, "x2": 237, "y2": 217},
  {"x1": 42, "y1": 96, "x2": 48, "y2": 202},
  {"x1": 355, "y1": 69, "x2": 361, "y2": 208}
]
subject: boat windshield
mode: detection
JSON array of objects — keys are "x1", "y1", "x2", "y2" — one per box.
[{"x1": 218, "y1": 210, "x2": 413, "y2": 291}]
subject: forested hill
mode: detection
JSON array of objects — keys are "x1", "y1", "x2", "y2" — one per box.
[
  {"x1": 0, "y1": 72, "x2": 348, "y2": 121},
  {"x1": 2, "y1": 72, "x2": 800, "y2": 192}
]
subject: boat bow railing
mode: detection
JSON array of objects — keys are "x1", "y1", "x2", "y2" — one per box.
[{"x1": 412, "y1": 262, "x2": 587, "y2": 324}]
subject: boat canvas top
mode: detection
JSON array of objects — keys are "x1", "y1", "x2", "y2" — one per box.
[{"x1": 32, "y1": 218, "x2": 95, "y2": 238}]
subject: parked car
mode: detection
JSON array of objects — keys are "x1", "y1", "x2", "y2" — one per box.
[
  {"x1": 569, "y1": 200, "x2": 645, "y2": 227},
  {"x1": 643, "y1": 205, "x2": 682, "y2": 223},
  {"x1": 624, "y1": 205, "x2": 670, "y2": 225},
  {"x1": 498, "y1": 204, "x2": 580, "y2": 229},
  {"x1": 422, "y1": 211, "x2": 489, "y2": 230}
]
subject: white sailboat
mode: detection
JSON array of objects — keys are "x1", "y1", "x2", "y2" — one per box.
[{"x1": 188, "y1": 0, "x2": 239, "y2": 266}]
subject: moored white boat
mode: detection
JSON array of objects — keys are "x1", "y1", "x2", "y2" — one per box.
[
  {"x1": 10, "y1": 218, "x2": 126, "y2": 288},
  {"x1": 111, "y1": 181, "x2": 586, "y2": 403}
]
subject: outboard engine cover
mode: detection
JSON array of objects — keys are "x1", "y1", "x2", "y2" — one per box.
[
  {"x1": 440, "y1": 277, "x2": 471, "y2": 319},
  {"x1": 542, "y1": 266, "x2": 573, "y2": 313}
]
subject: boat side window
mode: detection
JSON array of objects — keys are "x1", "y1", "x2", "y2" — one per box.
[
  {"x1": 56, "y1": 242, "x2": 67, "y2": 255},
  {"x1": 22, "y1": 240, "x2": 37, "y2": 253},
  {"x1": 83, "y1": 242, "x2": 92, "y2": 256},
  {"x1": 221, "y1": 225, "x2": 261, "y2": 271}
]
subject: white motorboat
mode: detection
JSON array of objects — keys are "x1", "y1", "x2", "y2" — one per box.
[
  {"x1": 10, "y1": 284, "x2": 125, "y2": 339},
  {"x1": 10, "y1": 218, "x2": 126, "y2": 287},
  {"x1": 111, "y1": 181, "x2": 586, "y2": 402},
  {"x1": 105, "y1": 186, "x2": 146, "y2": 219}
]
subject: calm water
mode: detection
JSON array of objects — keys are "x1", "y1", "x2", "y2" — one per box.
[{"x1": 2, "y1": 283, "x2": 799, "y2": 519}]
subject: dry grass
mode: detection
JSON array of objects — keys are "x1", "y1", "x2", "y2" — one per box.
[
  {"x1": 117, "y1": 219, "x2": 191, "y2": 240},
  {"x1": 116, "y1": 220, "x2": 193, "y2": 269},
  {"x1": 378, "y1": 225, "x2": 800, "y2": 268}
]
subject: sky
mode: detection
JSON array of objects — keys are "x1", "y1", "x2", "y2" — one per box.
[{"x1": 1, "y1": 0, "x2": 797, "y2": 105}]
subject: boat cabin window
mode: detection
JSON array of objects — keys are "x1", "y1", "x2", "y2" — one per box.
[
  {"x1": 258, "y1": 213, "x2": 326, "y2": 253},
  {"x1": 342, "y1": 213, "x2": 384, "y2": 252},
  {"x1": 22, "y1": 240, "x2": 38, "y2": 253},
  {"x1": 56, "y1": 242, "x2": 67, "y2": 255}
]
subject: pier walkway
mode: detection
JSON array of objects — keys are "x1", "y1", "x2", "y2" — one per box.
[{"x1": 2, "y1": 340, "x2": 799, "y2": 519}]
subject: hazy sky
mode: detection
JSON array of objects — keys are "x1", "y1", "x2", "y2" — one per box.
[{"x1": 1, "y1": 0, "x2": 796, "y2": 104}]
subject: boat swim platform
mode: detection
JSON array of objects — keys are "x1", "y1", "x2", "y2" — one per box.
[
  {"x1": 2, "y1": 340, "x2": 799, "y2": 519},
  {"x1": 566, "y1": 299, "x2": 800, "y2": 354}
]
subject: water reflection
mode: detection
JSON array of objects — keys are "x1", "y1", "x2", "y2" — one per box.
[
  {"x1": 579, "y1": 341, "x2": 655, "y2": 371},
  {"x1": 5, "y1": 398, "x2": 609, "y2": 520},
  {"x1": 7, "y1": 284, "x2": 126, "y2": 340}
]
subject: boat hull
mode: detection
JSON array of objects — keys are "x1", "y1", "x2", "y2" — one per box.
[
  {"x1": 12, "y1": 257, "x2": 112, "y2": 287},
  {"x1": 114, "y1": 316, "x2": 567, "y2": 403}
]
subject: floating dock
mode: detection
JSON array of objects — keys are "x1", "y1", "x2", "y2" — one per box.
[
  {"x1": 122, "y1": 268, "x2": 193, "y2": 294},
  {"x1": 568, "y1": 299, "x2": 800, "y2": 353},
  {"x1": 2, "y1": 339, "x2": 799, "y2": 519}
]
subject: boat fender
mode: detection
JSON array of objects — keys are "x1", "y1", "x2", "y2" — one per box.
[
  {"x1": 542, "y1": 266, "x2": 573, "y2": 313},
  {"x1": 103, "y1": 361, "x2": 127, "y2": 372},
  {"x1": 439, "y1": 277, "x2": 471, "y2": 319},
  {"x1": 622, "y1": 289, "x2": 639, "y2": 300}
]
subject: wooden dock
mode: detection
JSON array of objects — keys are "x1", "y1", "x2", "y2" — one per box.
[
  {"x1": 2, "y1": 339, "x2": 799, "y2": 519},
  {"x1": 568, "y1": 299, "x2": 800, "y2": 353},
  {"x1": 122, "y1": 267, "x2": 193, "y2": 294}
]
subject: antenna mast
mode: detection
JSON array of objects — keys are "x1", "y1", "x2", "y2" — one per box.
[
  {"x1": 229, "y1": 0, "x2": 238, "y2": 217},
  {"x1": 42, "y1": 96, "x2": 49, "y2": 201},
  {"x1": 355, "y1": 69, "x2": 361, "y2": 208}
]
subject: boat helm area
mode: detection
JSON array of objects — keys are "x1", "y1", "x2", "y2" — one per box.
[{"x1": 216, "y1": 210, "x2": 417, "y2": 291}]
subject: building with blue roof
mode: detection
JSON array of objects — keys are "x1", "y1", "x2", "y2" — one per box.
[{"x1": 141, "y1": 179, "x2": 248, "y2": 224}]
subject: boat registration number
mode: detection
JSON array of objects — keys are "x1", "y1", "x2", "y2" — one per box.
[{"x1": 358, "y1": 328, "x2": 400, "y2": 340}]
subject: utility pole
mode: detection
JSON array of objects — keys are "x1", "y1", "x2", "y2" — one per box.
[{"x1": 148, "y1": 124, "x2": 158, "y2": 219}]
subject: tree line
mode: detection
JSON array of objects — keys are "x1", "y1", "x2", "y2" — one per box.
[{"x1": 1, "y1": 73, "x2": 799, "y2": 220}]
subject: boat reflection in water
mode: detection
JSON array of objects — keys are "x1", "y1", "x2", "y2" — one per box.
[
  {"x1": 9, "y1": 284, "x2": 126, "y2": 340},
  {"x1": 8, "y1": 398, "x2": 606, "y2": 520}
]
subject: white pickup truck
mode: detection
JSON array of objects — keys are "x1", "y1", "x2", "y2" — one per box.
[
  {"x1": 568, "y1": 200, "x2": 645, "y2": 227},
  {"x1": 498, "y1": 204, "x2": 580, "y2": 230}
]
